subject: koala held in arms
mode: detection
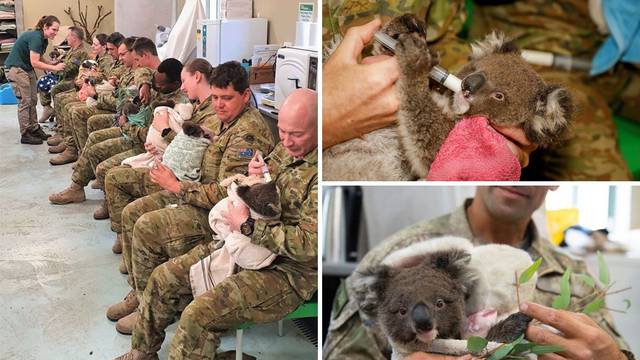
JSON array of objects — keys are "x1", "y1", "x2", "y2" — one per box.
[{"x1": 323, "y1": 14, "x2": 573, "y2": 181}]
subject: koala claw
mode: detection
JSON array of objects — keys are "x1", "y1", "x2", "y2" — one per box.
[{"x1": 396, "y1": 32, "x2": 433, "y2": 75}]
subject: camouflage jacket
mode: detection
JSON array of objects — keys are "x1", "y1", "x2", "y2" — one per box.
[
  {"x1": 94, "y1": 53, "x2": 114, "y2": 82},
  {"x1": 97, "y1": 65, "x2": 134, "y2": 111},
  {"x1": 253, "y1": 144, "x2": 318, "y2": 300},
  {"x1": 323, "y1": 200, "x2": 633, "y2": 359},
  {"x1": 120, "y1": 83, "x2": 190, "y2": 144},
  {"x1": 59, "y1": 44, "x2": 88, "y2": 81},
  {"x1": 178, "y1": 106, "x2": 275, "y2": 204}
]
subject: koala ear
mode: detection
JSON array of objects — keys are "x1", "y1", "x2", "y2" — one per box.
[
  {"x1": 352, "y1": 266, "x2": 394, "y2": 317},
  {"x1": 427, "y1": 250, "x2": 478, "y2": 296},
  {"x1": 525, "y1": 85, "x2": 574, "y2": 147},
  {"x1": 469, "y1": 31, "x2": 520, "y2": 60}
]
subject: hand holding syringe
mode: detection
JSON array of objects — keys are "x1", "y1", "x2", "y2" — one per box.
[
  {"x1": 248, "y1": 151, "x2": 271, "y2": 182},
  {"x1": 373, "y1": 31, "x2": 462, "y2": 92}
]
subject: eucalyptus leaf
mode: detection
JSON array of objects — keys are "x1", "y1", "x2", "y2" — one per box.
[
  {"x1": 552, "y1": 268, "x2": 571, "y2": 310},
  {"x1": 511, "y1": 342, "x2": 535, "y2": 354},
  {"x1": 487, "y1": 343, "x2": 516, "y2": 360},
  {"x1": 467, "y1": 336, "x2": 488, "y2": 354},
  {"x1": 577, "y1": 273, "x2": 595, "y2": 288},
  {"x1": 531, "y1": 344, "x2": 565, "y2": 355},
  {"x1": 583, "y1": 298, "x2": 605, "y2": 314},
  {"x1": 597, "y1": 251, "x2": 610, "y2": 285},
  {"x1": 624, "y1": 299, "x2": 631, "y2": 311},
  {"x1": 519, "y1": 258, "x2": 542, "y2": 284}
]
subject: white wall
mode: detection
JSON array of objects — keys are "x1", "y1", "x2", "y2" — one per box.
[{"x1": 114, "y1": 0, "x2": 175, "y2": 40}]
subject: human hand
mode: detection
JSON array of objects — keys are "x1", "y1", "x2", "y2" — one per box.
[
  {"x1": 84, "y1": 84, "x2": 96, "y2": 98},
  {"x1": 53, "y1": 63, "x2": 66, "y2": 72},
  {"x1": 145, "y1": 142, "x2": 160, "y2": 157},
  {"x1": 520, "y1": 301, "x2": 627, "y2": 360},
  {"x1": 118, "y1": 114, "x2": 127, "y2": 127},
  {"x1": 108, "y1": 76, "x2": 118, "y2": 87},
  {"x1": 152, "y1": 110, "x2": 170, "y2": 132},
  {"x1": 323, "y1": 17, "x2": 400, "y2": 149},
  {"x1": 149, "y1": 159, "x2": 181, "y2": 193},
  {"x1": 221, "y1": 200, "x2": 250, "y2": 233},
  {"x1": 405, "y1": 353, "x2": 476, "y2": 360},
  {"x1": 248, "y1": 151, "x2": 266, "y2": 176},
  {"x1": 139, "y1": 83, "x2": 151, "y2": 105}
]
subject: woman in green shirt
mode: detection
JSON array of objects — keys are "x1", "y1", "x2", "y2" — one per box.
[{"x1": 5, "y1": 15, "x2": 65, "y2": 145}]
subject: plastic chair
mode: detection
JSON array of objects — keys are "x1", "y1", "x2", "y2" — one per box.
[{"x1": 234, "y1": 300, "x2": 318, "y2": 360}]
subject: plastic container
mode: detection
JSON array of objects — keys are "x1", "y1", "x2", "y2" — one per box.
[{"x1": 0, "y1": 83, "x2": 18, "y2": 105}]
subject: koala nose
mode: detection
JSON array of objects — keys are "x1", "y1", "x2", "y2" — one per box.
[
  {"x1": 462, "y1": 73, "x2": 486, "y2": 94},
  {"x1": 411, "y1": 303, "x2": 433, "y2": 332}
]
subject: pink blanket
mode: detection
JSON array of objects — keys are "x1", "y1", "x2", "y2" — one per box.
[{"x1": 426, "y1": 115, "x2": 521, "y2": 181}]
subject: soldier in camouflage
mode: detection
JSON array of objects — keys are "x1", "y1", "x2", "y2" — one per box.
[
  {"x1": 106, "y1": 61, "x2": 276, "y2": 336},
  {"x1": 113, "y1": 87, "x2": 317, "y2": 360},
  {"x1": 38, "y1": 26, "x2": 87, "y2": 123},
  {"x1": 323, "y1": 0, "x2": 638, "y2": 180},
  {"x1": 323, "y1": 186, "x2": 635, "y2": 360},
  {"x1": 49, "y1": 37, "x2": 138, "y2": 166},
  {"x1": 48, "y1": 57, "x2": 186, "y2": 214}
]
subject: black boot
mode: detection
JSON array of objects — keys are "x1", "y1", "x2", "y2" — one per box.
[
  {"x1": 20, "y1": 132, "x2": 43, "y2": 145},
  {"x1": 33, "y1": 126, "x2": 51, "y2": 140}
]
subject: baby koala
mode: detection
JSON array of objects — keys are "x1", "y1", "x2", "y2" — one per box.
[
  {"x1": 323, "y1": 14, "x2": 573, "y2": 180},
  {"x1": 190, "y1": 174, "x2": 280, "y2": 297},
  {"x1": 161, "y1": 121, "x2": 212, "y2": 182}
]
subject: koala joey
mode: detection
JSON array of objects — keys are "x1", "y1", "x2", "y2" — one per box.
[
  {"x1": 357, "y1": 238, "x2": 533, "y2": 360},
  {"x1": 323, "y1": 14, "x2": 573, "y2": 181}
]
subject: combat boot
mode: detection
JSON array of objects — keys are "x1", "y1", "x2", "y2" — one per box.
[
  {"x1": 33, "y1": 126, "x2": 51, "y2": 140},
  {"x1": 93, "y1": 200, "x2": 109, "y2": 220},
  {"x1": 49, "y1": 148, "x2": 78, "y2": 165},
  {"x1": 20, "y1": 132, "x2": 43, "y2": 145},
  {"x1": 46, "y1": 134, "x2": 63, "y2": 146},
  {"x1": 115, "y1": 310, "x2": 139, "y2": 335},
  {"x1": 113, "y1": 349, "x2": 158, "y2": 360},
  {"x1": 112, "y1": 233, "x2": 123, "y2": 254},
  {"x1": 90, "y1": 179, "x2": 104, "y2": 190},
  {"x1": 48, "y1": 143, "x2": 66, "y2": 154},
  {"x1": 119, "y1": 257, "x2": 128, "y2": 274},
  {"x1": 49, "y1": 182, "x2": 85, "y2": 204},
  {"x1": 107, "y1": 290, "x2": 138, "y2": 321},
  {"x1": 38, "y1": 105, "x2": 54, "y2": 123}
]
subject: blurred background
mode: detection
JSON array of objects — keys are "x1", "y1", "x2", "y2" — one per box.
[{"x1": 322, "y1": 185, "x2": 640, "y2": 355}]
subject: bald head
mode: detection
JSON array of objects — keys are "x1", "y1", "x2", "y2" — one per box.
[{"x1": 278, "y1": 88, "x2": 318, "y2": 158}]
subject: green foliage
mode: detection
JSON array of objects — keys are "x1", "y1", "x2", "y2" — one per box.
[
  {"x1": 597, "y1": 251, "x2": 610, "y2": 285},
  {"x1": 519, "y1": 258, "x2": 542, "y2": 284},
  {"x1": 467, "y1": 336, "x2": 488, "y2": 354},
  {"x1": 552, "y1": 268, "x2": 572, "y2": 310},
  {"x1": 577, "y1": 274, "x2": 595, "y2": 288},
  {"x1": 531, "y1": 345, "x2": 565, "y2": 355},
  {"x1": 583, "y1": 298, "x2": 605, "y2": 314},
  {"x1": 624, "y1": 299, "x2": 631, "y2": 311}
]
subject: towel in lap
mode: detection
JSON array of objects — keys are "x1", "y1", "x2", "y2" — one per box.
[
  {"x1": 426, "y1": 115, "x2": 521, "y2": 181},
  {"x1": 162, "y1": 130, "x2": 210, "y2": 182}
]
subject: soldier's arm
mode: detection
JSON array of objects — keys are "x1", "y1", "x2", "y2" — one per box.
[
  {"x1": 121, "y1": 122, "x2": 150, "y2": 144},
  {"x1": 97, "y1": 90, "x2": 118, "y2": 111},
  {"x1": 251, "y1": 178, "x2": 317, "y2": 262}
]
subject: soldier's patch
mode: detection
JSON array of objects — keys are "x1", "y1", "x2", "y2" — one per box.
[
  {"x1": 239, "y1": 148, "x2": 254, "y2": 158},
  {"x1": 244, "y1": 134, "x2": 255, "y2": 142}
]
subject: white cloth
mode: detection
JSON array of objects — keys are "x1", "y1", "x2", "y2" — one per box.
[{"x1": 157, "y1": 0, "x2": 206, "y2": 62}]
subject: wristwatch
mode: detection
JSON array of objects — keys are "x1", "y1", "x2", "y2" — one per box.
[{"x1": 240, "y1": 217, "x2": 255, "y2": 236}]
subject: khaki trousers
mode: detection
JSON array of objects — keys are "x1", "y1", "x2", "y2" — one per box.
[{"x1": 6, "y1": 67, "x2": 38, "y2": 135}]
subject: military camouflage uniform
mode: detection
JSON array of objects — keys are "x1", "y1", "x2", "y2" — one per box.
[
  {"x1": 323, "y1": 200, "x2": 634, "y2": 360},
  {"x1": 70, "y1": 85, "x2": 189, "y2": 188},
  {"x1": 39, "y1": 44, "x2": 87, "y2": 107},
  {"x1": 105, "y1": 96, "x2": 217, "y2": 234},
  {"x1": 323, "y1": 0, "x2": 636, "y2": 180},
  {"x1": 130, "y1": 143, "x2": 318, "y2": 359},
  {"x1": 119, "y1": 106, "x2": 274, "y2": 294}
]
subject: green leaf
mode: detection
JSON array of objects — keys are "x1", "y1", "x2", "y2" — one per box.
[
  {"x1": 487, "y1": 335, "x2": 525, "y2": 360},
  {"x1": 511, "y1": 342, "x2": 535, "y2": 354},
  {"x1": 597, "y1": 251, "x2": 610, "y2": 285},
  {"x1": 624, "y1": 299, "x2": 631, "y2": 311},
  {"x1": 583, "y1": 298, "x2": 605, "y2": 314},
  {"x1": 519, "y1": 258, "x2": 542, "y2": 284},
  {"x1": 531, "y1": 344, "x2": 565, "y2": 355},
  {"x1": 577, "y1": 274, "x2": 596, "y2": 288},
  {"x1": 467, "y1": 336, "x2": 488, "y2": 354},
  {"x1": 552, "y1": 268, "x2": 572, "y2": 310}
]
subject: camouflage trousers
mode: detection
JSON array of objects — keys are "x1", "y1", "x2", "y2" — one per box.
[
  {"x1": 72, "y1": 108, "x2": 115, "y2": 153},
  {"x1": 522, "y1": 69, "x2": 633, "y2": 180},
  {"x1": 132, "y1": 242, "x2": 303, "y2": 359},
  {"x1": 105, "y1": 166, "x2": 163, "y2": 233},
  {"x1": 40, "y1": 80, "x2": 75, "y2": 107},
  {"x1": 64, "y1": 104, "x2": 111, "y2": 152},
  {"x1": 122, "y1": 190, "x2": 212, "y2": 292},
  {"x1": 71, "y1": 128, "x2": 143, "y2": 187},
  {"x1": 55, "y1": 95, "x2": 83, "y2": 140}
]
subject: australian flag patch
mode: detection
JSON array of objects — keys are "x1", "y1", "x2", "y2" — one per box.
[{"x1": 239, "y1": 148, "x2": 254, "y2": 158}]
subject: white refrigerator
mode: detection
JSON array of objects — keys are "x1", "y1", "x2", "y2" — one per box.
[{"x1": 196, "y1": 18, "x2": 268, "y2": 66}]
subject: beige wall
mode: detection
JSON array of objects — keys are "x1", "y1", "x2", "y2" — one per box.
[
  {"x1": 254, "y1": 0, "x2": 317, "y2": 45},
  {"x1": 22, "y1": 0, "x2": 114, "y2": 37}
]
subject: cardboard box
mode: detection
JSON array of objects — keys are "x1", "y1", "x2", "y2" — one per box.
[{"x1": 249, "y1": 65, "x2": 275, "y2": 84}]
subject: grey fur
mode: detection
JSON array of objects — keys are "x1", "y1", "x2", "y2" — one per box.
[{"x1": 323, "y1": 14, "x2": 574, "y2": 181}]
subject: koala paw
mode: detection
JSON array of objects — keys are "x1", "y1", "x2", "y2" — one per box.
[{"x1": 396, "y1": 32, "x2": 433, "y2": 75}]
